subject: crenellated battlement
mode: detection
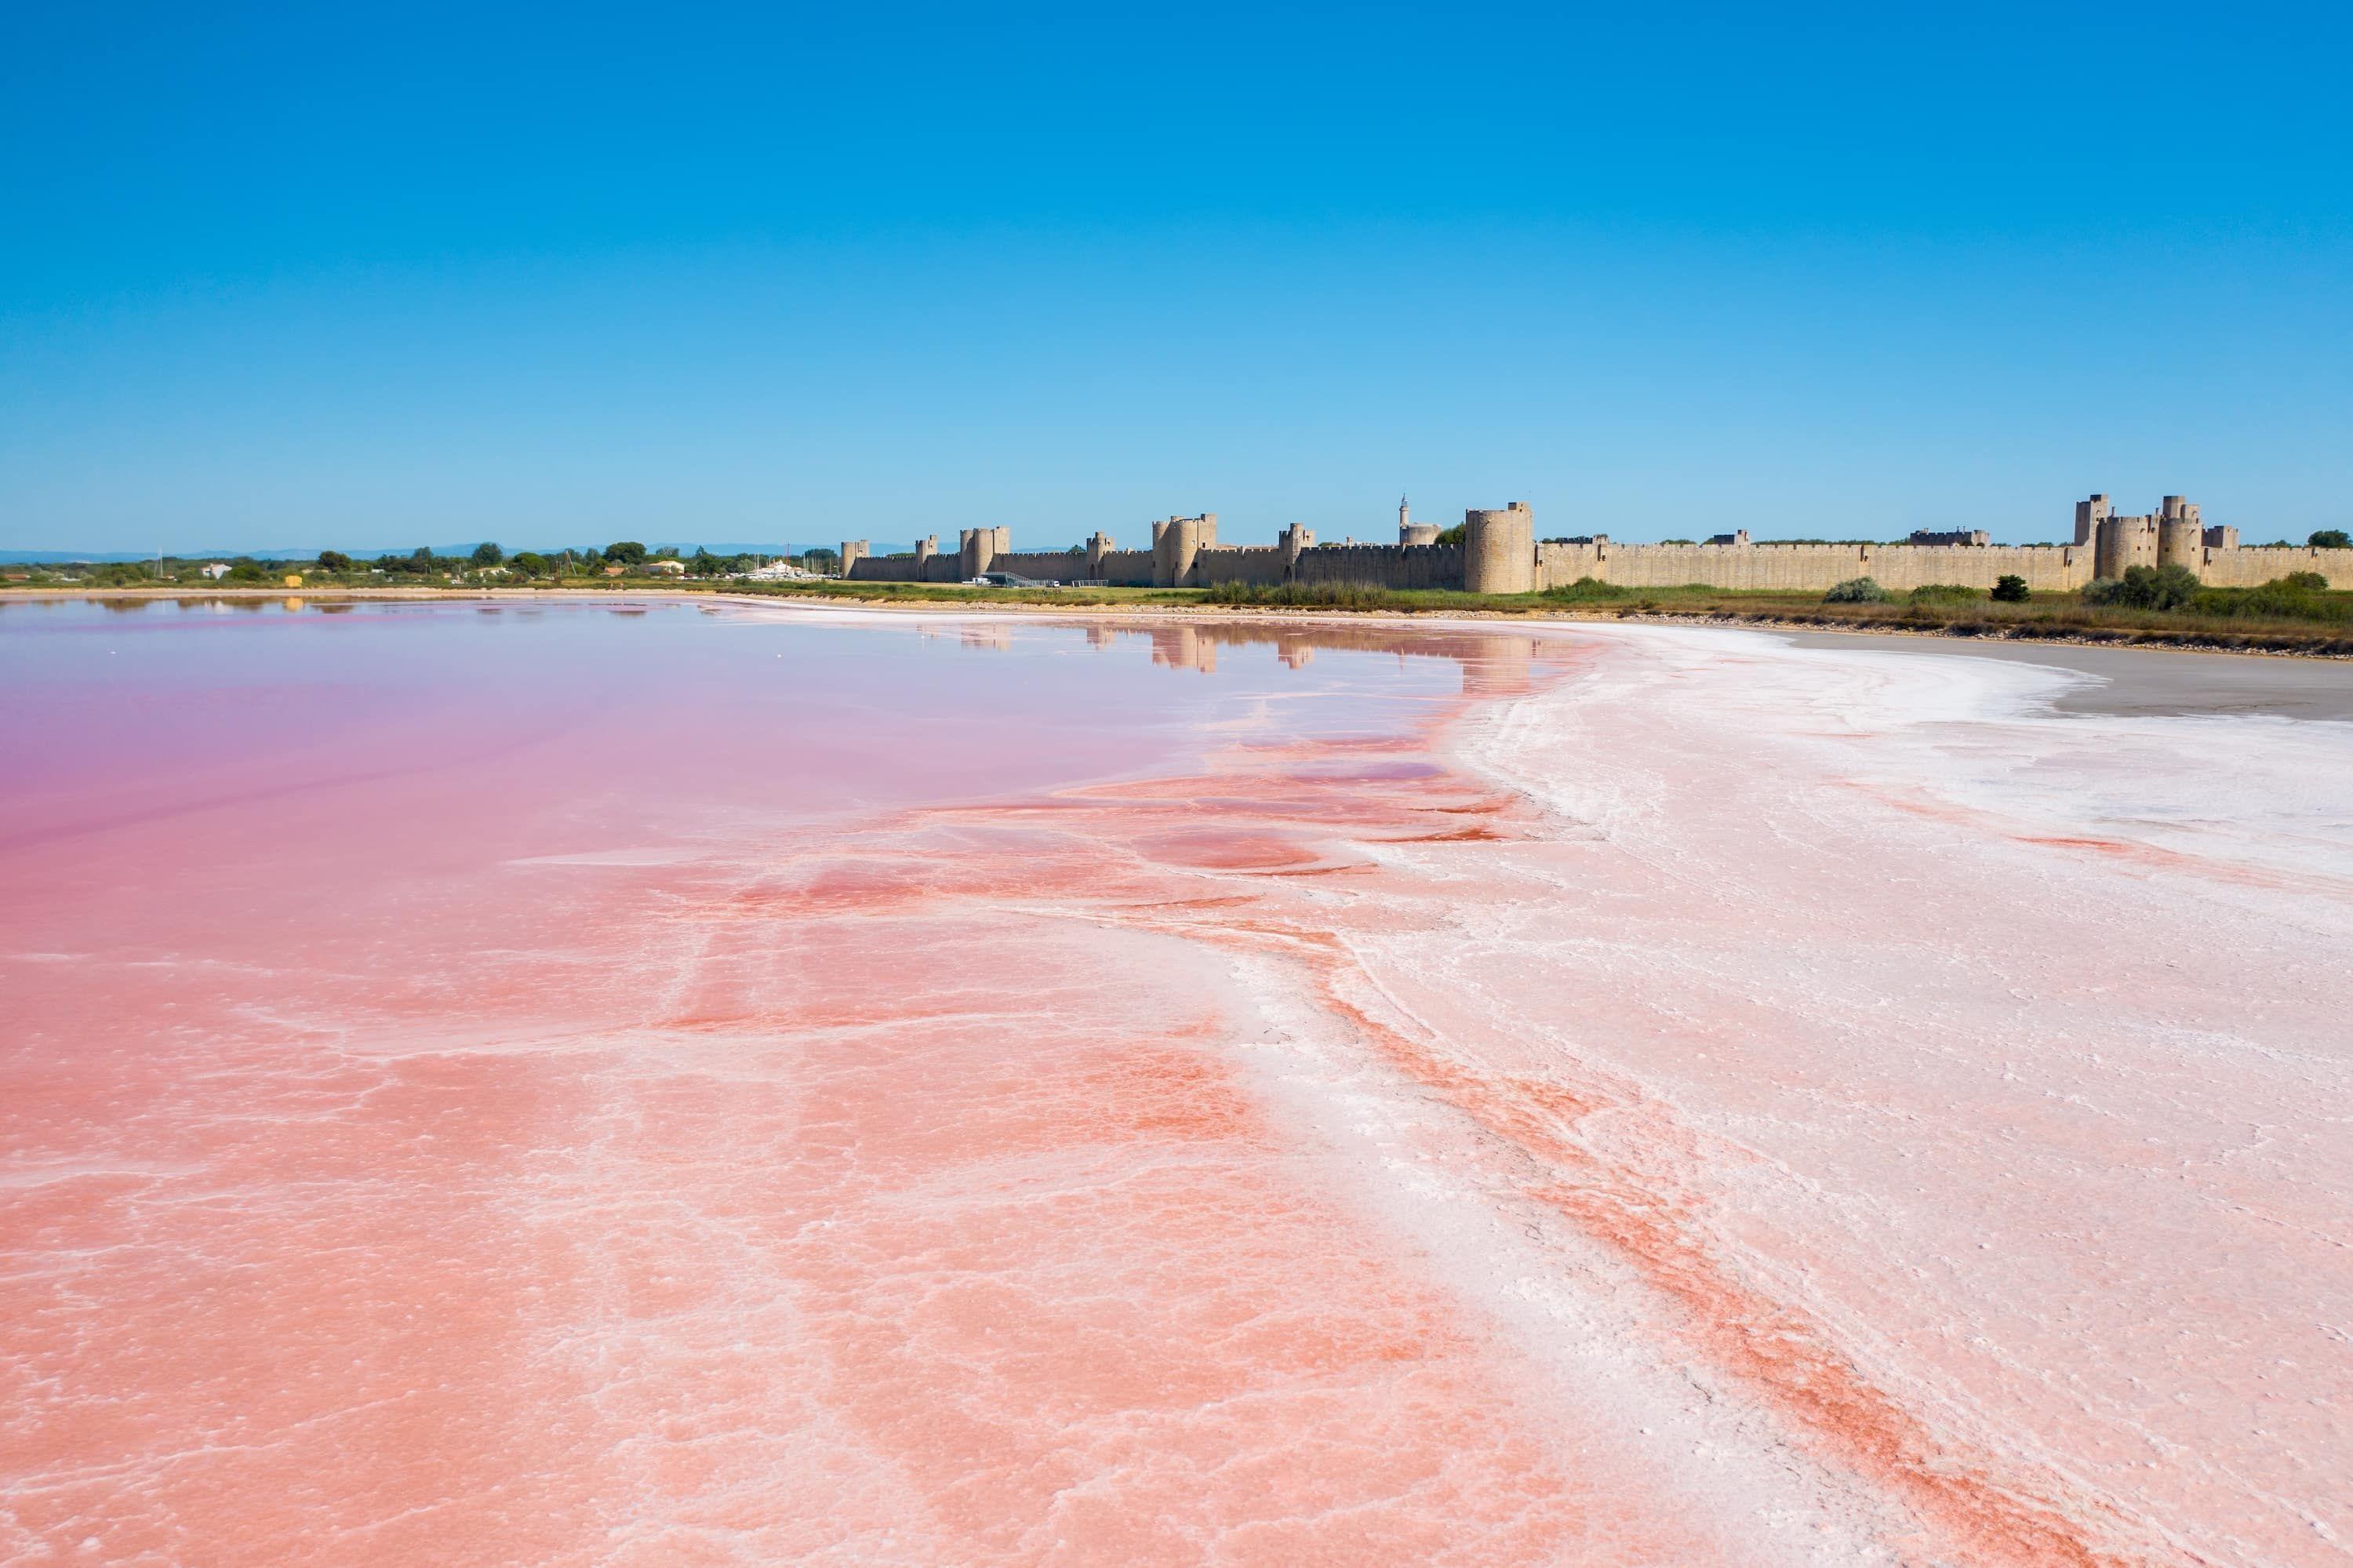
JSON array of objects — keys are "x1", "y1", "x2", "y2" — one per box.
[{"x1": 836, "y1": 494, "x2": 2349, "y2": 594}]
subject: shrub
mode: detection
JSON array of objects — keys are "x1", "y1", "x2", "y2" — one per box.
[
  {"x1": 2123, "y1": 574, "x2": 2347, "y2": 624},
  {"x1": 1823, "y1": 577, "x2": 1890, "y2": 603},
  {"x1": 1204, "y1": 580, "x2": 1409, "y2": 609},
  {"x1": 1991, "y1": 574, "x2": 2029, "y2": 602},
  {"x1": 2224, "y1": 576, "x2": 2350, "y2": 624},
  {"x1": 2082, "y1": 563, "x2": 2199, "y2": 610},
  {"x1": 1907, "y1": 583, "x2": 1982, "y2": 605},
  {"x1": 2311, "y1": 529, "x2": 2350, "y2": 549},
  {"x1": 2242, "y1": 581, "x2": 2314, "y2": 618},
  {"x1": 1541, "y1": 577, "x2": 1626, "y2": 602}
]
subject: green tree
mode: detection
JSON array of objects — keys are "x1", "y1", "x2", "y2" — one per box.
[
  {"x1": 316, "y1": 550, "x2": 351, "y2": 572},
  {"x1": 1990, "y1": 574, "x2": 2029, "y2": 602},
  {"x1": 508, "y1": 551, "x2": 549, "y2": 577},
  {"x1": 471, "y1": 541, "x2": 504, "y2": 567},
  {"x1": 2311, "y1": 529, "x2": 2351, "y2": 549},
  {"x1": 605, "y1": 540, "x2": 648, "y2": 566},
  {"x1": 410, "y1": 546, "x2": 436, "y2": 573},
  {"x1": 2084, "y1": 563, "x2": 2199, "y2": 610}
]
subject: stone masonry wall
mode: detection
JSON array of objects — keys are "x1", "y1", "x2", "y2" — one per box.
[
  {"x1": 2195, "y1": 546, "x2": 2353, "y2": 588},
  {"x1": 1295, "y1": 543, "x2": 1464, "y2": 590},
  {"x1": 846, "y1": 529, "x2": 2343, "y2": 595},
  {"x1": 1096, "y1": 550, "x2": 1155, "y2": 586},
  {"x1": 1189, "y1": 547, "x2": 1290, "y2": 587},
  {"x1": 1535, "y1": 542, "x2": 2093, "y2": 593},
  {"x1": 843, "y1": 553, "x2": 926, "y2": 584},
  {"x1": 991, "y1": 550, "x2": 1092, "y2": 580}
]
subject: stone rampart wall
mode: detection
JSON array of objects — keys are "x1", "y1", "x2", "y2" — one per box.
[
  {"x1": 1099, "y1": 550, "x2": 1155, "y2": 586},
  {"x1": 1295, "y1": 543, "x2": 1464, "y2": 590},
  {"x1": 2197, "y1": 546, "x2": 2353, "y2": 588},
  {"x1": 993, "y1": 550, "x2": 1089, "y2": 580},
  {"x1": 846, "y1": 532, "x2": 2344, "y2": 595},
  {"x1": 1536, "y1": 542, "x2": 2091, "y2": 593},
  {"x1": 844, "y1": 553, "x2": 927, "y2": 584},
  {"x1": 1190, "y1": 547, "x2": 1289, "y2": 587}
]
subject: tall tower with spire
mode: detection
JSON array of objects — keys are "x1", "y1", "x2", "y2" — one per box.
[{"x1": 1398, "y1": 493, "x2": 1438, "y2": 547}]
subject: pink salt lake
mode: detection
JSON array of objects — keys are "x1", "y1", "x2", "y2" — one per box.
[{"x1": 3, "y1": 596, "x2": 2349, "y2": 1566}]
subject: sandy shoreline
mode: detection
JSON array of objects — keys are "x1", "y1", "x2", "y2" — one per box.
[{"x1": 1774, "y1": 628, "x2": 2353, "y2": 720}]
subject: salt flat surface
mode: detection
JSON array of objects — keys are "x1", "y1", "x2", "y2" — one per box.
[{"x1": 2, "y1": 598, "x2": 2347, "y2": 1566}]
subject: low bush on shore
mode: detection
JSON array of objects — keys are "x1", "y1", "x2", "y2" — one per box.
[
  {"x1": 2084, "y1": 564, "x2": 2201, "y2": 610},
  {"x1": 2187, "y1": 573, "x2": 2348, "y2": 624},
  {"x1": 1907, "y1": 583, "x2": 1984, "y2": 605},
  {"x1": 1824, "y1": 577, "x2": 1890, "y2": 603},
  {"x1": 1541, "y1": 577, "x2": 1627, "y2": 602}
]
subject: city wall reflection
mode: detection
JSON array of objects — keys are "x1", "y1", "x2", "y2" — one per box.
[
  {"x1": 5, "y1": 597, "x2": 1562, "y2": 695},
  {"x1": 1046, "y1": 619, "x2": 1559, "y2": 695}
]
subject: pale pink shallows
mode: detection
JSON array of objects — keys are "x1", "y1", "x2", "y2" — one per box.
[{"x1": 2, "y1": 598, "x2": 2348, "y2": 1566}]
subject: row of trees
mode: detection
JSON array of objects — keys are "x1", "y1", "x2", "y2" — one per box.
[
  {"x1": 336, "y1": 541, "x2": 836, "y2": 577},
  {"x1": 13, "y1": 544, "x2": 834, "y2": 583}
]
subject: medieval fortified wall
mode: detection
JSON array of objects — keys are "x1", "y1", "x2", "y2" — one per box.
[{"x1": 842, "y1": 494, "x2": 2353, "y2": 594}]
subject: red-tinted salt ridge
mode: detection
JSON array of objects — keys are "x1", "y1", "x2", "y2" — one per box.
[{"x1": 5, "y1": 600, "x2": 2348, "y2": 1565}]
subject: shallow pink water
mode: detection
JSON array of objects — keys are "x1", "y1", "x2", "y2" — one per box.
[{"x1": 4, "y1": 599, "x2": 2349, "y2": 1565}]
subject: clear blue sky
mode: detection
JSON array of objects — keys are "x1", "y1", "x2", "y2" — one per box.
[{"x1": 3, "y1": 2, "x2": 2348, "y2": 553}]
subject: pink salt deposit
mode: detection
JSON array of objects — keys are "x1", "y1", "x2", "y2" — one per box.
[{"x1": 2, "y1": 598, "x2": 2348, "y2": 1566}]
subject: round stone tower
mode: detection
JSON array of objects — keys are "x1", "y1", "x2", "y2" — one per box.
[
  {"x1": 1153, "y1": 515, "x2": 1203, "y2": 588},
  {"x1": 959, "y1": 526, "x2": 998, "y2": 579},
  {"x1": 2095, "y1": 512, "x2": 2158, "y2": 580},
  {"x1": 2156, "y1": 497, "x2": 2203, "y2": 576},
  {"x1": 1462, "y1": 502, "x2": 1535, "y2": 595}
]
